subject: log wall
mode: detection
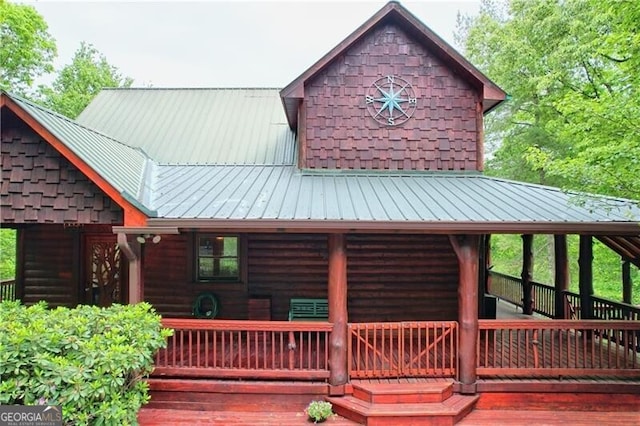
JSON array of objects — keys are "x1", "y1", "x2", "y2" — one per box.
[
  {"x1": 142, "y1": 233, "x2": 459, "y2": 321},
  {"x1": 20, "y1": 225, "x2": 78, "y2": 307}
]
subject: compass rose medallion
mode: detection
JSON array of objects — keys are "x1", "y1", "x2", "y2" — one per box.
[{"x1": 365, "y1": 75, "x2": 417, "y2": 126}]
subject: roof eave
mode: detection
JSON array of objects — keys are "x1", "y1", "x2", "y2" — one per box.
[{"x1": 146, "y1": 218, "x2": 640, "y2": 236}]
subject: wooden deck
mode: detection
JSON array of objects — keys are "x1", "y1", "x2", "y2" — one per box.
[
  {"x1": 138, "y1": 407, "x2": 640, "y2": 425},
  {"x1": 138, "y1": 409, "x2": 360, "y2": 425},
  {"x1": 458, "y1": 410, "x2": 640, "y2": 425}
]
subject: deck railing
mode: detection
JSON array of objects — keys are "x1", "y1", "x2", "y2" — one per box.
[
  {"x1": 489, "y1": 272, "x2": 522, "y2": 307},
  {"x1": 349, "y1": 321, "x2": 457, "y2": 379},
  {"x1": 563, "y1": 291, "x2": 640, "y2": 322},
  {"x1": 490, "y1": 271, "x2": 556, "y2": 317},
  {"x1": 154, "y1": 319, "x2": 332, "y2": 380},
  {"x1": 0, "y1": 279, "x2": 16, "y2": 301},
  {"x1": 490, "y1": 271, "x2": 640, "y2": 321},
  {"x1": 478, "y1": 320, "x2": 640, "y2": 378}
]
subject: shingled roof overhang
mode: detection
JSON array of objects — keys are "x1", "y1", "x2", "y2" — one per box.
[{"x1": 280, "y1": 1, "x2": 507, "y2": 129}]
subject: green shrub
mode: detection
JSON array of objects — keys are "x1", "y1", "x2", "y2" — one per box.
[
  {"x1": 0, "y1": 301, "x2": 173, "y2": 425},
  {"x1": 304, "y1": 400, "x2": 333, "y2": 423}
]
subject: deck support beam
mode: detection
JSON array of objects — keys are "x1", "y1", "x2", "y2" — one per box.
[
  {"x1": 117, "y1": 233, "x2": 143, "y2": 304},
  {"x1": 450, "y1": 235, "x2": 479, "y2": 394},
  {"x1": 622, "y1": 260, "x2": 632, "y2": 305},
  {"x1": 554, "y1": 235, "x2": 569, "y2": 319},
  {"x1": 521, "y1": 234, "x2": 534, "y2": 315},
  {"x1": 579, "y1": 235, "x2": 594, "y2": 319},
  {"x1": 328, "y1": 233, "x2": 348, "y2": 388}
]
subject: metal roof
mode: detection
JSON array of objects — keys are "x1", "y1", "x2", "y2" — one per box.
[
  {"x1": 8, "y1": 93, "x2": 149, "y2": 200},
  {"x1": 4, "y1": 91, "x2": 639, "y2": 234},
  {"x1": 146, "y1": 165, "x2": 640, "y2": 233},
  {"x1": 77, "y1": 88, "x2": 295, "y2": 165}
]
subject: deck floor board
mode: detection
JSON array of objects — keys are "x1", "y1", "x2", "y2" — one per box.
[
  {"x1": 458, "y1": 409, "x2": 640, "y2": 425},
  {"x1": 138, "y1": 409, "x2": 359, "y2": 425}
]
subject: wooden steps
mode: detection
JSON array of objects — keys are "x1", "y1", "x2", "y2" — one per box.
[{"x1": 327, "y1": 382, "x2": 478, "y2": 425}]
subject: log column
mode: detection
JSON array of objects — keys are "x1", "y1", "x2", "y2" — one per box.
[
  {"x1": 554, "y1": 235, "x2": 569, "y2": 319},
  {"x1": 622, "y1": 261, "x2": 633, "y2": 305},
  {"x1": 117, "y1": 234, "x2": 143, "y2": 304},
  {"x1": 328, "y1": 233, "x2": 348, "y2": 388},
  {"x1": 578, "y1": 235, "x2": 594, "y2": 319},
  {"x1": 521, "y1": 234, "x2": 534, "y2": 315},
  {"x1": 450, "y1": 235, "x2": 480, "y2": 394}
]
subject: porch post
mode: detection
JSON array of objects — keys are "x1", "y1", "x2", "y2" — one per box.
[
  {"x1": 521, "y1": 234, "x2": 534, "y2": 315},
  {"x1": 478, "y1": 234, "x2": 490, "y2": 317},
  {"x1": 554, "y1": 235, "x2": 569, "y2": 319},
  {"x1": 622, "y1": 260, "x2": 632, "y2": 305},
  {"x1": 328, "y1": 233, "x2": 348, "y2": 388},
  {"x1": 450, "y1": 235, "x2": 479, "y2": 394},
  {"x1": 117, "y1": 234, "x2": 143, "y2": 304},
  {"x1": 484, "y1": 234, "x2": 492, "y2": 295},
  {"x1": 578, "y1": 235, "x2": 593, "y2": 319}
]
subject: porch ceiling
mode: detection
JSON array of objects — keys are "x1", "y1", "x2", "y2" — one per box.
[{"x1": 146, "y1": 165, "x2": 640, "y2": 234}]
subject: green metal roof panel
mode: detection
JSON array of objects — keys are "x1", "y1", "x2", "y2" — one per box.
[
  {"x1": 9, "y1": 94, "x2": 148, "y2": 199},
  {"x1": 77, "y1": 88, "x2": 295, "y2": 165},
  {"x1": 148, "y1": 165, "x2": 640, "y2": 225}
]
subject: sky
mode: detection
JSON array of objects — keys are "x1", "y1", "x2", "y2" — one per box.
[{"x1": 26, "y1": 0, "x2": 481, "y2": 88}]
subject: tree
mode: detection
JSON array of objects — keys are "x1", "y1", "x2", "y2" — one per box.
[
  {"x1": 39, "y1": 42, "x2": 133, "y2": 118},
  {"x1": 0, "y1": 0, "x2": 57, "y2": 95},
  {"x1": 458, "y1": 0, "x2": 640, "y2": 200}
]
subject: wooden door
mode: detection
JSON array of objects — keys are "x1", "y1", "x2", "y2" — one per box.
[{"x1": 84, "y1": 235, "x2": 123, "y2": 306}]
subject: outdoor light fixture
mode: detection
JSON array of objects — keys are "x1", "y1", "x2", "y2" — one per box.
[{"x1": 136, "y1": 234, "x2": 162, "y2": 244}]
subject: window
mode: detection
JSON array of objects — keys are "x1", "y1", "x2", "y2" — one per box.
[{"x1": 196, "y1": 235, "x2": 239, "y2": 281}]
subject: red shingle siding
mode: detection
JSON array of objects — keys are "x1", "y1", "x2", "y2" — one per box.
[
  {"x1": 303, "y1": 24, "x2": 479, "y2": 171},
  {"x1": 1, "y1": 112, "x2": 123, "y2": 224}
]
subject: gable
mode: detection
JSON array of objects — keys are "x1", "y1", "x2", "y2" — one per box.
[
  {"x1": 1, "y1": 109, "x2": 124, "y2": 224},
  {"x1": 303, "y1": 23, "x2": 479, "y2": 171}
]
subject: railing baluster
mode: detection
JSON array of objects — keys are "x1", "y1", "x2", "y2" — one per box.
[{"x1": 477, "y1": 320, "x2": 640, "y2": 378}]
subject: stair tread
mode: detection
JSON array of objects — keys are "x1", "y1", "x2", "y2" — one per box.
[
  {"x1": 328, "y1": 395, "x2": 478, "y2": 417},
  {"x1": 353, "y1": 382, "x2": 453, "y2": 395}
]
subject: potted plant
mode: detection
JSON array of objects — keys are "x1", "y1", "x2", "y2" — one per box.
[{"x1": 305, "y1": 400, "x2": 333, "y2": 423}]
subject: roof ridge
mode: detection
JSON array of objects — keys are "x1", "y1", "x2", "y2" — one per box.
[
  {"x1": 100, "y1": 87, "x2": 283, "y2": 91},
  {"x1": 6, "y1": 91, "x2": 152, "y2": 159}
]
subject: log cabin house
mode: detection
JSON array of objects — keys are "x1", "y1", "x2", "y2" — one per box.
[{"x1": 1, "y1": 2, "x2": 639, "y2": 423}]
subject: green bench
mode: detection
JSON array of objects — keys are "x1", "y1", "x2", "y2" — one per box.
[{"x1": 288, "y1": 298, "x2": 329, "y2": 321}]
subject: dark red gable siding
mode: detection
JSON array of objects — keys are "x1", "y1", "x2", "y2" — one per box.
[
  {"x1": 1, "y1": 110, "x2": 123, "y2": 224},
  {"x1": 303, "y1": 23, "x2": 480, "y2": 171}
]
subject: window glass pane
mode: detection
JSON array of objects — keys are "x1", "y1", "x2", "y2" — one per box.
[
  {"x1": 199, "y1": 257, "x2": 214, "y2": 279},
  {"x1": 199, "y1": 238, "x2": 213, "y2": 257},
  {"x1": 218, "y1": 258, "x2": 238, "y2": 277},
  {"x1": 222, "y1": 237, "x2": 238, "y2": 256}
]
